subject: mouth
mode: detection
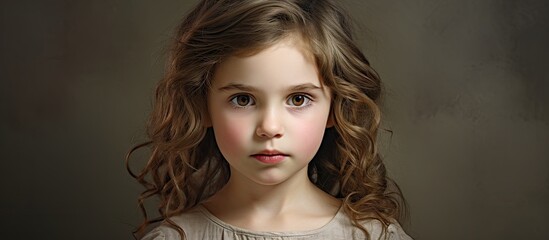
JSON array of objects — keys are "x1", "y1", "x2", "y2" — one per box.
[{"x1": 251, "y1": 150, "x2": 288, "y2": 164}]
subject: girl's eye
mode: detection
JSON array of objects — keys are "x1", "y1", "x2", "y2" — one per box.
[
  {"x1": 287, "y1": 94, "x2": 311, "y2": 107},
  {"x1": 230, "y1": 94, "x2": 255, "y2": 107}
]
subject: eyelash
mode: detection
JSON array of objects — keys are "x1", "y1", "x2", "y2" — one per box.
[
  {"x1": 229, "y1": 94, "x2": 255, "y2": 109},
  {"x1": 228, "y1": 93, "x2": 314, "y2": 109}
]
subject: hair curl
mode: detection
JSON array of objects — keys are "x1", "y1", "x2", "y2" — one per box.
[{"x1": 127, "y1": 0, "x2": 406, "y2": 239}]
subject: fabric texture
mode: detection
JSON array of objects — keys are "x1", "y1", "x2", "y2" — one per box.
[{"x1": 141, "y1": 205, "x2": 412, "y2": 240}]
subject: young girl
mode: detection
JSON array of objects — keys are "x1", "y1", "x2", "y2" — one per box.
[{"x1": 127, "y1": 0, "x2": 412, "y2": 239}]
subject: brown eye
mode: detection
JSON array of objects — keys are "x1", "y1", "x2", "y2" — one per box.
[
  {"x1": 231, "y1": 94, "x2": 254, "y2": 107},
  {"x1": 288, "y1": 94, "x2": 310, "y2": 107},
  {"x1": 237, "y1": 95, "x2": 250, "y2": 106}
]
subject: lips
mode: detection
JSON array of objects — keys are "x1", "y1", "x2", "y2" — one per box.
[{"x1": 251, "y1": 150, "x2": 288, "y2": 164}]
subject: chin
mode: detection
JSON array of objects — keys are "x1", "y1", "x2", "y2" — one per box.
[
  {"x1": 248, "y1": 172, "x2": 292, "y2": 186},
  {"x1": 251, "y1": 176, "x2": 287, "y2": 186}
]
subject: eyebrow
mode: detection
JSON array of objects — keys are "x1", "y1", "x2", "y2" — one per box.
[{"x1": 218, "y1": 83, "x2": 321, "y2": 92}]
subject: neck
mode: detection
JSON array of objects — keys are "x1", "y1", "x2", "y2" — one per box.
[
  {"x1": 202, "y1": 165, "x2": 342, "y2": 231},
  {"x1": 206, "y1": 166, "x2": 332, "y2": 217},
  {"x1": 232, "y1": 168, "x2": 313, "y2": 212}
]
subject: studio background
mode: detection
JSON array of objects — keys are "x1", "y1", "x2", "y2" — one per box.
[{"x1": 1, "y1": 1, "x2": 547, "y2": 239}]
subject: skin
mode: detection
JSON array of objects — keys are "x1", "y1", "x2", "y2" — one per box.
[{"x1": 204, "y1": 36, "x2": 341, "y2": 232}]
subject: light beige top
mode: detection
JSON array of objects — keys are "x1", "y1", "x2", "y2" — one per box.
[{"x1": 142, "y1": 205, "x2": 412, "y2": 240}]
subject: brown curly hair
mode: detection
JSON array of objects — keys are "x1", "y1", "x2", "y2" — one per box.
[{"x1": 127, "y1": 0, "x2": 407, "y2": 239}]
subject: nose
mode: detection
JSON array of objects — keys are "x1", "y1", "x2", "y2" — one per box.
[{"x1": 256, "y1": 107, "x2": 284, "y2": 139}]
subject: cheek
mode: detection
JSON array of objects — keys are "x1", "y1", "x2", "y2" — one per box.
[
  {"x1": 291, "y1": 117, "x2": 328, "y2": 160},
  {"x1": 216, "y1": 122, "x2": 242, "y2": 148},
  {"x1": 212, "y1": 112, "x2": 252, "y2": 157}
]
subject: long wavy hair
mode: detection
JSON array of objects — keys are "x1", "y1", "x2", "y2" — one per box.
[{"x1": 127, "y1": 0, "x2": 406, "y2": 239}]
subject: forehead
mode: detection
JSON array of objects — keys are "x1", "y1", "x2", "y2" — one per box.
[{"x1": 211, "y1": 37, "x2": 322, "y2": 90}]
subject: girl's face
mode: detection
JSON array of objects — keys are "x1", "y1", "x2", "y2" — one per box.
[{"x1": 207, "y1": 37, "x2": 332, "y2": 186}]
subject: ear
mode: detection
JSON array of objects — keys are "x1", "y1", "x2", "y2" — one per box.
[
  {"x1": 326, "y1": 112, "x2": 334, "y2": 128},
  {"x1": 203, "y1": 111, "x2": 212, "y2": 128},
  {"x1": 202, "y1": 103, "x2": 212, "y2": 128}
]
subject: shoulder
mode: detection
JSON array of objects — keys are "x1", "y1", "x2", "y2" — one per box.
[
  {"x1": 331, "y1": 208, "x2": 412, "y2": 240},
  {"x1": 359, "y1": 219, "x2": 413, "y2": 240},
  {"x1": 140, "y1": 207, "x2": 213, "y2": 240},
  {"x1": 141, "y1": 225, "x2": 180, "y2": 240}
]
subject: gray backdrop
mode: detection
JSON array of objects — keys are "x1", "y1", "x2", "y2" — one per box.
[{"x1": 1, "y1": 0, "x2": 547, "y2": 239}]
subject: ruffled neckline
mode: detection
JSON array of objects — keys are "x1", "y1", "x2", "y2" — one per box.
[{"x1": 196, "y1": 204, "x2": 345, "y2": 237}]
